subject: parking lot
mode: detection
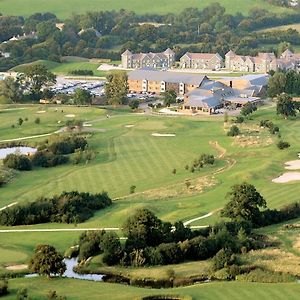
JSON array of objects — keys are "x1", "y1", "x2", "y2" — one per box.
[{"x1": 50, "y1": 77, "x2": 106, "y2": 97}]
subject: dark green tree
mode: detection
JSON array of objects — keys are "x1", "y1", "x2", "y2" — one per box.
[
  {"x1": 276, "y1": 93, "x2": 296, "y2": 118},
  {"x1": 29, "y1": 244, "x2": 66, "y2": 277},
  {"x1": 240, "y1": 102, "x2": 257, "y2": 116},
  {"x1": 162, "y1": 89, "x2": 176, "y2": 107},
  {"x1": 21, "y1": 64, "x2": 56, "y2": 100},
  {"x1": 0, "y1": 76, "x2": 22, "y2": 102},
  {"x1": 268, "y1": 72, "x2": 286, "y2": 98},
  {"x1": 221, "y1": 183, "x2": 266, "y2": 224},
  {"x1": 105, "y1": 72, "x2": 128, "y2": 106},
  {"x1": 73, "y1": 88, "x2": 92, "y2": 105}
]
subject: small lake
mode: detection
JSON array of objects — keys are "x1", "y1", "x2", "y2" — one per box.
[
  {"x1": 0, "y1": 147, "x2": 37, "y2": 159},
  {"x1": 25, "y1": 258, "x2": 103, "y2": 282}
]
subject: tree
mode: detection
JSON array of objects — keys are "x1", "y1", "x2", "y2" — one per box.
[
  {"x1": 18, "y1": 117, "x2": 23, "y2": 126},
  {"x1": 129, "y1": 99, "x2": 139, "y2": 110},
  {"x1": 277, "y1": 140, "x2": 290, "y2": 150},
  {"x1": 268, "y1": 72, "x2": 286, "y2": 98},
  {"x1": 105, "y1": 72, "x2": 128, "y2": 106},
  {"x1": 240, "y1": 102, "x2": 257, "y2": 116},
  {"x1": 162, "y1": 89, "x2": 176, "y2": 107},
  {"x1": 221, "y1": 183, "x2": 266, "y2": 224},
  {"x1": 276, "y1": 93, "x2": 296, "y2": 118},
  {"x1": 101, "y1": 232, "x2": 123, "y2": 265},
  {"x1": 29, "y1": 244, "x2": 66, "y2": 277},
  {"x1": 3, "y1": 154, "x2": 32, "y2": 171},
  {"x1": 211, "y1": 248, "x2": 236, "y2": 271},
  {"x1": 227, "y1": 125, "x2": 240, "y2": 136},
  {"x1": 0, "y1": 76, "x2": 22, "y2": 102},
  {"x1": 21, "y1": 64, "x2": 56, "y2": 100},
  {"x1": 35, "y1": 117, "x2": 41, "y2": 124},
  {"x1": 73, "y1": 88, "x2": 92, "y2": 105}
]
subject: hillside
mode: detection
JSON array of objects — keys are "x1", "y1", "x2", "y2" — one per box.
[{"x1": 0, "y1": 0, "x2": 291, "y2": 19}]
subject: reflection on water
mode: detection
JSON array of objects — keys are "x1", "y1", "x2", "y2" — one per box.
[
  {"x1": 25, "y1": 258, "x2": 103, "y2": 282},
  {"x1": 0, "y1": 147, "x2": 37, "y2": 159}
]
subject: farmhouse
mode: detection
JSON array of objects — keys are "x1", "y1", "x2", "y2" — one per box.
[
  {"x1": 121, "y1": 49, "x2": 175, "y2": 69},
  {"x1": 179, "y1": 52, "x2": 223, "y2": 70}
]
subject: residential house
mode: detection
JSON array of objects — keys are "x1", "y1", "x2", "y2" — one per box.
[
  {"x1": 121, "y1": 48, "x2": 175, "y2": 69},
  {"x1": 180, "y1": 52, "x2": 223, "y2": 70}
]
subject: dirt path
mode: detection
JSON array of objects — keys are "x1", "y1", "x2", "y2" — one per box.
[
  {"x1": 0, "y1": 202, "x2": 18, "y2": 211},
  {"x1": 0, "y1": 227, "x2": 120, "y2": 233}
]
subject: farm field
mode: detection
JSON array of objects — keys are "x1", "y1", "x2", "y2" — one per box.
[
  {"x1": 0, "y1": 0, "x2": 290, "y2": 19},
  {"x1": 1, "y1": 278, "x2": 300, "y2": 300}
]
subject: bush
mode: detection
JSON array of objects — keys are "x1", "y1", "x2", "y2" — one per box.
[
  {"x1": 234, "y1": 116, "x2": 244, "y2": 123},
  {"x1": 69, "y1": 69, "x2": 94, "y2": 76},
  {"x1": 31, "y1": 150, "x2": 68, "y2": 168},
  {"x1": 0, "y1": 280, "x2": 8, "y2": 296},
  {"x1": 227, "y1": 125, "x2": 240, "y2": 137},
  {"x1": 236, "y1": 268, "x2": 295, "y2": 283},
  {"x1": 0, "y1": 191, "x2": 112, "y2": 226},
  {"x1": 3, "y1": 154, "x2": 32, "y2": 171},
  {"x1": 277, "y1": 140, "x2": 290, "y2": 149},
  {"x1": 211, "y1": 248, "x2": 237, "y2": 271}
]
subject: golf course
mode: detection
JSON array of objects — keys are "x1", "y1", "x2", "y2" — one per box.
[{"x1": 1, "y1": 102, "x2": 300, "y2": 299}]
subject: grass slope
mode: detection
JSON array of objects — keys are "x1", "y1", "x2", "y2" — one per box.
[
  {"x1": 1, "y1": 278, "x2": 300, "y2": 300},
  {"x1": 11, "y1": 60, "x2": 108, "y2": 77},
  {"x1": 0, "y1": 0, "x2": 290, "y2": 19}
]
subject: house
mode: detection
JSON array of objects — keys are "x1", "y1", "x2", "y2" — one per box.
[
  {"x1": 225, "y1": 50, "x2": 276, "y2": 73},
  {"x1": 127, "y1": 69, "x2": 206, "y2": 95},
  {"x1": 121, "y1": 48, "x2": 175, "y2": 69},
  {"x1": 180, "y1": 52, "x2": 223, "y2": 70},
  {"x1": 78, "y1": 27, "x2": 101, "y2": 37}
]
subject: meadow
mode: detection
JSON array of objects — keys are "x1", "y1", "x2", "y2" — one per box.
[{"x1": 0, "y1": 0, "x2": 290, "y2": 19}]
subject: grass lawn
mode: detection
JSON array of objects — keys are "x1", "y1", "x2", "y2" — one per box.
[
  {"x1": 1, "y1": 104, "x2": 300, "y2": 268},
  {"x1": 10, "y1": 60, "x2": 109, "y2": 77},
  {"x1": 1, "y1": 278, "x2": 300, "y2": 300},
  {"x1": 0, "y1": 0, "x2": 290, "y2": 19},
  {"x1": 258, "y1": 23, "x2": 300, "y2": 33}
]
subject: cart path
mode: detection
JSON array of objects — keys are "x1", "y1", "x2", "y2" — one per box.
[{"x1": 0, "y1": 202, "x2": 18, "y2": 211}]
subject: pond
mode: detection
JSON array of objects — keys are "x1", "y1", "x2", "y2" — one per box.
[
  {"x1": 0, "y1": 147, "x2": 37, "y2": 159},
  {"x1": 25, "y1": 258, "x2": 103, "y2": 282}
]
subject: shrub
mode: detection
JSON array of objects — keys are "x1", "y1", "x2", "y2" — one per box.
[
  {"x1": 34, "y1": 117, "x2": 40, "y2": 124},
  {"x1": 211, "y1": 248, "x2": 237, "y2": 271},
  {"x1": 277, "y1": 140, "x2": 290, "y2": 150},
  {"x1": 227, "y1": 125, "x2": 240, "y2": 136},
  {"x1": 236, "y1": 268, "x2": 295, "y2": 283},
  {"x1": 3, "y1": 154, "x2": 32, "y2": 171},
  {"x1": 31, "y1": 150, "x2": 68, "y2": 168},
  {"x1": 0, "y1": 280, "x2": 8, "y2": 296},
  {"x1": 69, "y1": 69, "x2": 93, "y2": 76},
  {"x1": 234, "y1": 116, "x2": 244, "y2": 123}
]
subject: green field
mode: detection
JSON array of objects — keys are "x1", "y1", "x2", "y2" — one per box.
[
  {"x1": 1, "y1": 278, "x2": 300, "y2": 300},
  {"x1": 0, "y1": 0, "x2": 290, "y2": 19},
  {"x1": 258, "y1": 23, "x2": 300, "y2": 33},
  {"x1": 10, "y1": 60, "x2": 109, "y2": 77},
  {"x1": 1, "y1": 103, "x2": 300, "y2": 297}
]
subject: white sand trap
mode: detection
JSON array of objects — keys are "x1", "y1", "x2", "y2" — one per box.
[
  {"x1": 125, "y1": 124, "x2": 134, "y2": 128},
  {"x1": 285, "y1": 160, "x2": 300, "y2": 170},
  {"x1": 65, "y1": 114, "x2": 75, "y2": 118},
  {"x1": 36, "y1": 110, "x2": 46, "y2": 114},
  {"x1": 272, "y1": 172, "x2": 300, "y2": 183},
  {"x1": 151, "y1": 133, "x2": 176, "y2": 137},
  {"x1": 83, "y1": 123, "x2": 92, "y2": 127},
  {"x1": 6, "y1": 264, "x2": 28, "y2": 271}
]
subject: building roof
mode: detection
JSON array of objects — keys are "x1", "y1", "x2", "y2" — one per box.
[
  {"x1": 128, "y1": 69, "x2": 207, "y2": 85},
  {"x1": 240, "y1": 74, "x2": 270, "y2": 86},
  {"x1": 186, "y1": 95, "x2": 222, "y2": 108},
  {"x1": 225, "y1": 50, "x2": 236, "y2": 57},
  {"x1": 122, "y1": 50, "x2": 132, "y2": 56},
  {"x1": 183, "y1": 52, "x2": 221, "y2": 60},
  {"x1": 164, "y1": 48, "x2": 175, "y2": 55}
]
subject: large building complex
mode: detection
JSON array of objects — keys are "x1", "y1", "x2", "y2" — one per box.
[
  {"x1": 179, "y1": 52, "x2": 223, "y2": 70},
  {"x1": 128, "y1": 69, "x2": 268, "y2": 114},
  {"x1": 121, "y1": 48, "x2": 175, "y2": 69}
]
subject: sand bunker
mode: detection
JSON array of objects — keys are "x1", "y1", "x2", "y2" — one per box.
[
  {"x1": 272, "y1": 172, "x2": 300, "y2": 183},
  {"x1": 285, "y1": 160, "x2": 300, "y2": 170},
  {"x1": 36, "y1": 110, "x2": 46, "y2": 114},
  {"x1": 125, "y1": 125, "x2": 134, "y2": 128},
  {"x1": 83, "y1": 123, "x2": 92, "y2": 127},
  {"x1": 65, "y1": 114, "x2": 75, "y2": 118},
  {"x1": 6, "y1": 264, "x2": 28, "y2": 271},
  {"x1": 151, "y1": 133, "x2": 176, "y2": 137}
]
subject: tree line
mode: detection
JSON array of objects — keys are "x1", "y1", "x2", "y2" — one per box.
[
  {"x1": 71, "y1": 183, "x2": 300, "y2": 269},
  {"x1": 0, "y1": 190, "x2": 112, "y2": 226},
  {"x1": 2, "y1": 5, "x2": 300, "y2": 70}
]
